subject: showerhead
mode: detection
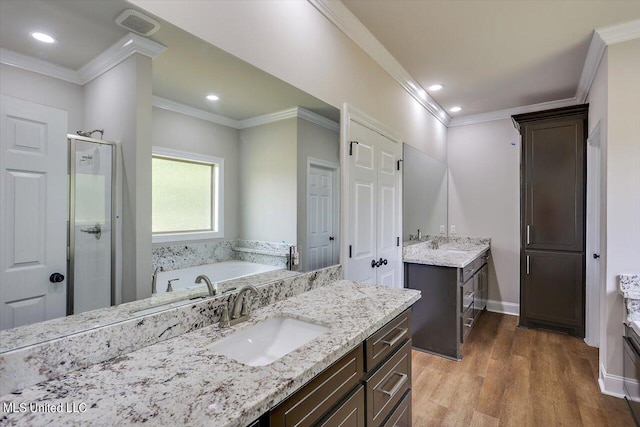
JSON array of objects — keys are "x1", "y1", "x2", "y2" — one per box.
[{"x1": 76, "y1": 129, "x2": 104, "y2": 139}]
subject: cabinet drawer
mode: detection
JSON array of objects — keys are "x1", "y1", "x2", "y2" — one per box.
[
  {"x1": 381, "y1": 390, "x2": 411, "y2": 427},
  {"x1": 317, "y1": 385, "x2": 365, "y2": 427},
  {"x1": 366, "y1": 339, "x2": 412, "y2": 427},
  {"x1": 270, "y1": 345, "x2": 363, "y2": 427},
  {"x1": 365, "y1": 309, "x2": 411, "y2": 372},
  {"x1": 461, "y1": 305, "x2": 475, "y2": 343},
  {"x1": 460, "y1": 278, "x2": 474, "y2": 313},
  {"x1": 460, "y1": 263, "x2": 475, "y2": 283}
]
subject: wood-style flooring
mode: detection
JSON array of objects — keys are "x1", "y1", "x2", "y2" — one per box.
[{"x1": 411, "y1": 312, "x2": 634, "y2": 426}]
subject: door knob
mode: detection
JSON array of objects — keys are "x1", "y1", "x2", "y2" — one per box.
[
  {"x1": 593, "y1": 254, "x2": 600, "y2": 259},
  {"x1": 49, "y1": 273, "x2": 65, "y2": 283},
  {"x1": 383, "y1": 259, "x2": 388, "y2": 265},
  {"x1": 329, "y1": 236, "x2": 335, "y2": 241},
  {"x1": 371, "y1": 259, "x2": 377, "y2": 268}
]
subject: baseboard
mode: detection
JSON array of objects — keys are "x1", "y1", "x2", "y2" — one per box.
[
  {"x1": 486, "y1": 299, "x2": 520, "y2": 316},
  {"x1": 599, "y1": 363, "x2": 627, "y2": 398}
]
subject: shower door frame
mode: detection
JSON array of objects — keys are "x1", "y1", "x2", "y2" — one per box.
[{"x1": 67, "y1": 135, "x2": 117, "y2": 315}]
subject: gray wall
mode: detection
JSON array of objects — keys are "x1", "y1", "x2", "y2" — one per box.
[
  {"x1": 238, "y1": 118, "x2": 297, "y2": 243},
  {"x1": 0, "y1": 63, "x2": 84, "y2": 133},
  {"x1": 296, "y1": 118, "x2": 340, "y2": 271},
  {"x1": 84, "y1": 54, "x2": 153, "y2": 303},
  {"x1": 151, "y1": 107, "x2": 240, "y2": 241}
]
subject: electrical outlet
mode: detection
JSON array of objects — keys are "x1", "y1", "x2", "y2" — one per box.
[
  {"x1": 440, "y1": 225, "x2": 445, "y2": 234},
  {"x1": 450, "y1": 225, "x2": 456, "y2": 234}
]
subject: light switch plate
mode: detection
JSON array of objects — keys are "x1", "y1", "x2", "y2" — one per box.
[
  {"x1": 450, "y1": 225, "x2": 456, "y2": 234},
  {"x1": 440, "y1": 225, "x2": 445, "y2": 233}
]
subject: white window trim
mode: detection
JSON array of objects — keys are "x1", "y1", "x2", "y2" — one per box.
[{"x1": 152, "y1": 146, "x2": 224, "y2": 243}]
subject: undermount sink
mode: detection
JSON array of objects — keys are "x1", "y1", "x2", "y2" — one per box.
[
  {"x1": 444, "y1": 249, "x2": 470, "y2": 254},
  {"x1": 132, "y1": 296, "x2": 206, "y2": 317},
  {"x1": 209, "y1": 316, "x2": 330, "y2": 366}
]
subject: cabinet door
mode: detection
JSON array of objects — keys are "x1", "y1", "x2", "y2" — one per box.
[
  {"x1": 521, "y1": 251, "x2": 584, "y2": 332},
  {"x1": 523, "y1": 118, "x2": 585, "y2": 252},
  {"x1": 318, "y1": 385, "x2": 365, "y2": 427}
]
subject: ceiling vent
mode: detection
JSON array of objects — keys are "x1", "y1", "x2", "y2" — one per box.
[{"x1": 115, "y1": 9, "x2": 160, "y2": 36}]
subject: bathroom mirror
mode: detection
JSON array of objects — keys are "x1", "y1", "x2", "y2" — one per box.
[
  {"x1": 0, "y1": 0, "x2": 340, "y2": 348},
  {"x1": 402, "y1": 143, "x2": 448, "y2": 242}
]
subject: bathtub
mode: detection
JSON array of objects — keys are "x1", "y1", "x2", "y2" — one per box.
[{"x1": 155, "y1": 260, "x2": 282, "y2": 294}]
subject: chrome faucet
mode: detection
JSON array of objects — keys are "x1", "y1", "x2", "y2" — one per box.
[
  {"x1": 151, "y1": 266, "x2": 163, "y2": 294},
  {"x1": 417, "y1": 229, "x2": 422, "y2": 240},
  {"x1": 195, "y1": 275, "x2": 218, "y2": 297},
  {"x1": 218, "y1": 285, "x2": 259, "y2": 328},
  {"x1": 166, "y1": 278, "x2": 179, "y2": 292}
]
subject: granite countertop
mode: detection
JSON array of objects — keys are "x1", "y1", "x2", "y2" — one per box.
[
  {"x1": 403, "y1": 239, "x2": 490, "y2": 268},
  {"x1": 0, "y1": 280, "x2": 420, "y2": 426}
]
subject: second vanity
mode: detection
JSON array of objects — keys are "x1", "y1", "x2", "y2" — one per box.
[
  {"x1": 0, "y1": 277, "x2": 419, "y2": 426},
  {"x1": 403, "y1": 236, "x2": 490, "y2": 360}
]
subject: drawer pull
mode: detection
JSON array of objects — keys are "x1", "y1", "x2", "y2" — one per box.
[
  {"x1": 381, "y1": 328, "x2": 408, "y2": 347},
  {"x1": 464, "y1": 291, "x2": 475, "y2": 299},
  {"x1": 377, "y1": 372, "x2": 408, "y2": 398},
  {"x1": 465, "y1": 318, "x2": 475, "y2": 328}
]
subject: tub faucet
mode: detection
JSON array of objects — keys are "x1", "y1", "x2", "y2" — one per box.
[
  {"x1": 195, "y1": 275, "x2": 218, "y2": 297},
  {"x1": 151, "y1": 267, "x2": 163, "y2": 294}
]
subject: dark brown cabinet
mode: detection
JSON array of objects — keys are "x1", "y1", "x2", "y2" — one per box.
[
  {"x1": 513, "y1": 105, "x2": 587, "y2": 337},
  {"x1": 268, "y1": 309, "x2": 413, "y2": 427}
]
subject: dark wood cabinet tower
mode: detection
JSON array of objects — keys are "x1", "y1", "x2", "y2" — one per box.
[{"x1": 512, "y1": 105, "x2": 588, "y2": 338}]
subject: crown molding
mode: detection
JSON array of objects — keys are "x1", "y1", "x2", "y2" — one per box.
[
  {"x1": 449, "y1": 97, "x2": 578, "y2": 127},
  {"x1": 152, "y1": 96, "x2": 241, "y2": 128},
  {"x1": 152, "y1": 97, "x2": 339, "y2": 132},
  {"x1": 0, "y1": 48, "x2": 82, "y2": 85},
  {"x1": 296, "y1": 107, "x2": 340, "y2": 132},
  {"x1": 79, "y1": 32, "x2": 166, "y2": 84},
  {"x1": 308, "y1": 0, "x2": 451, "y2": 127},
  {"x1": 575, "y1": 32, "x2": 607, "y2": 104},
  {"x1": 597, "y1": 18, "x2": 640, "y2": 45}
]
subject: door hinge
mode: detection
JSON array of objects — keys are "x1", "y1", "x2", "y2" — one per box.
[
  {"x1": 397, "y1": 237, "x2": 400, "y2": 247},
  {"x1": 349, "y1": 245, "x2": 352, "y2": 258},
  {"x1": 397, "y1": 159, "x2": 403, "y2": 171},
  {"x1": 349, "y1": 141, "x2": 359, "y2": 156}
]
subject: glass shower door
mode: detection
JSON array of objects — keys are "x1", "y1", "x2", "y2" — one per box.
[{"x1": 69, "y1": 138, "x2": 115, "y2": 315}]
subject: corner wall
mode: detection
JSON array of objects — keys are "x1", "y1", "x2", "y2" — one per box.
[{"x1": 447, "y1": 119, "x2": 521, "y2": 310}]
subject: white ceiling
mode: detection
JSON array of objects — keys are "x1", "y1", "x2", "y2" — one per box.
[
  {"x1": 0, "y1": 0, "x2": 339, "y2": 121},
  {"x1": 342, "y1": 0, "x2": 640, "y2": 118}
]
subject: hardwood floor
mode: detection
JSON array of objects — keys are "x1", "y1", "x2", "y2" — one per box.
[{"x1": 411, "y1": 312, "x2": 634, "y2": 426}]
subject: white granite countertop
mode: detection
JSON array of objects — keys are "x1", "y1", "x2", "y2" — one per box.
[
  {"x1": 403, "y1": 240, "x2": 490, "y2": 268},
  {"x1": 0, "y1": 280, "x2": 420, "y2": 426}
]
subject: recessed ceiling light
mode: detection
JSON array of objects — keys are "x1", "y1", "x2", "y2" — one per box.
[
  {"x1": 31, "y1": 32, "x2": 55, "y2": 44},
  {"x1": 428, "y1": 84, "x2": 444, "y2": 91},
  {"x1": 449, "y1": 106, "x2": 462, "y2": 113},
  {"x1": 206, "y1": 94, "x2": 220, "y2": 101}
]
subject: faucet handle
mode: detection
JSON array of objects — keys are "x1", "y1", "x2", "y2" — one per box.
[
  {"x1": 219, "y1": 304, "x2": 230, "y2": 328},
  {"x1": 240, "y1": 296, "x2": 250, "y2": 317},
  {"x1": 167, "y1": 278, "x2": 179, "y2": 292}
]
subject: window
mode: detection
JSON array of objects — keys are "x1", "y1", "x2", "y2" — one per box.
[{"x1": 152, "y1": 147, "x2": 224, "y2": 243}]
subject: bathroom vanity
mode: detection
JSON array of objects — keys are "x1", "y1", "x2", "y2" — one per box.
[
  {"x1": 0, "y1": 273, "x2": 419, "y2": 426},
  {"x1": 403, "y1": 237, "x2": 490, "y2": 360}
]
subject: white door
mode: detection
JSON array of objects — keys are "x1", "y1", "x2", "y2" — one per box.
[
  {"x1": 347, "y1": 120, "x2": 401, "y2": 286},
  {"x1": 0, "y1": 95, "x2": 68, "y2": 330},
  {"x1": 307, "y1": 162, "x2": 337, "y2": 270},
  {"x1": 586, "y1": 122, "x2": 602, "y2": 347}
]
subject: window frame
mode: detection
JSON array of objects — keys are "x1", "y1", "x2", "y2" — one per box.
[{"x1": 151, "y1": 146, "x2": 224, "y2": 243}]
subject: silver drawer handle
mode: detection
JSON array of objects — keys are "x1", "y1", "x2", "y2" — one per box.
[
  {"x1": 465, "y1": 318, "x2": 475, "y2": 328},
  {"x1": 465, "y1": 291, "x2": 475, "y2": 299},
  {"x1": 376, "y1": 372, "x2": 408, "y2": 397},
  {"x1": 381, "y1": 328, "x2": 408, "y2": 347}
]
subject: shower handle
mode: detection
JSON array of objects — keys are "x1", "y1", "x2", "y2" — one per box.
[{"x1": 81, "y1": 223, "x2": 102, "y2": 240}]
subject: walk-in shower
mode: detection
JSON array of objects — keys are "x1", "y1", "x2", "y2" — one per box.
[{"x1": 68, "y1": 135, "x2": 116, "y2": 315}]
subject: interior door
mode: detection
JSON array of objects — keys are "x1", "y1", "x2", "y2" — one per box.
[
  {"x1": 347, "y1": 120, "x2": 400, "y2": 286},
  {"x1": 307, "y1": 163, "x2": 335, "y2": 271},
  {"x1": 348, "y1": 122, "x2": 377, "y2": 284},
  {"x1": 376, "y1": 136, "x2": 400, "y2": 287},
  {"x1": 0, "y1": 95, "x2": 68, "y2": 330}
]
